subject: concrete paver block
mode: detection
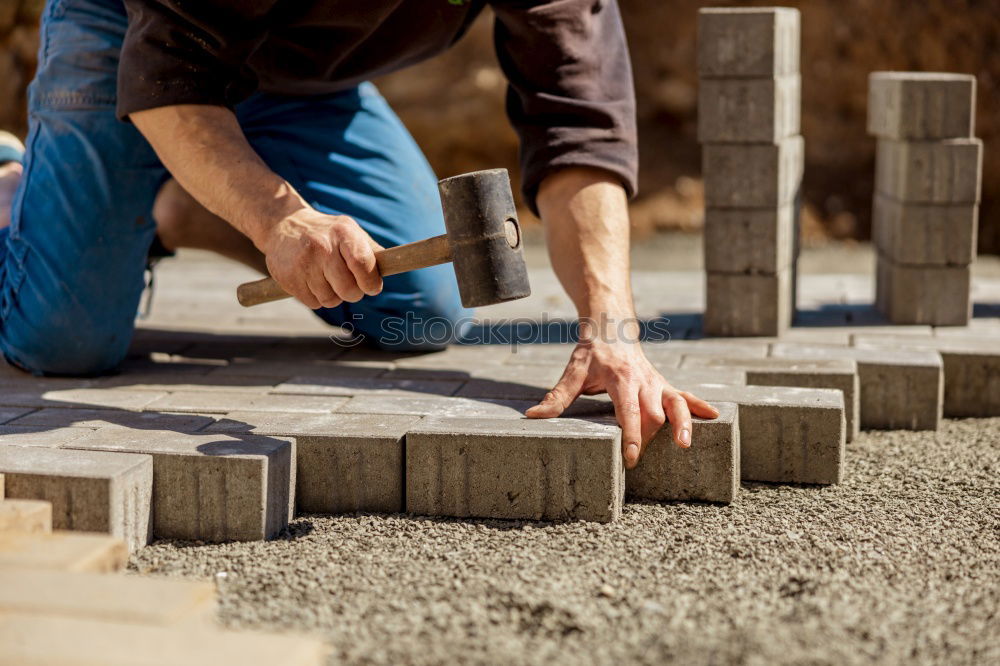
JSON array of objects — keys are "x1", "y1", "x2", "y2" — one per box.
[
  {"x1": 703, "y1": 135, "x2": 804, "y2": 207},
  {"x1": 697, "y1": 7, "x2": 800, "y2": 78},
  {"x1": 699, "y1": 75, "x2": 800, "y2": 143},
  {"x1": 0, "y1": 387, "x2": 165, "y2": 410},
  {"x1": 206, "y1": 360, "x2": 386, "y2": 381},
  {"x1": 684, "y1": 384, "x2": 845, "y2": 485},
  {"x1": 0, "y1": 530, "x2": 128, "y2": 572},
  {"x1": 0, "y1": 499, "x2": 52, "y2": 533},
  {"x1": 0, "y1": 568, "x2": 216, "y2": 626},
  {"x1": 0, "y1": 426, "x2": 94, "y2": 448},
  {"x1": 770, "y1": 343, "x2": 944, "y2": 430},
  {"x1": 0, "y1": 614, "x2": 330, "y2": 666},
  {"x1": 705, "y1": 268, "x2": 793, "y2": 337},
  {"x1": 208, "y1": 412, "x2": 419, "y2": 514},
  {"x1": 0, "y1": 407, "x2": 33, "y2": 424},
  {"x1": 704, "y1": 204, "x2": 795, "y2": 274},
  {"x1": 875, "y1": 138, "x2": 983, "y2": 204},
  {"x1": 872, "y1": 193, "x2": 977, "y2": 266},
  {"x1": 144, "y1": 390, "x2": 347, "y2": 414},
  {"x1": 852, "y1": 334, "x2": 1000, "y2": 417},
  {"x1": 94, "y1": 373, "x2": 278, "y2": 394},
  {"x1": 682, "y1": 356, "x2": 860, "y2": 442},
  {"x1": 0, "y1": 447, "x2": 152, "y2": 552},
  {"x1": 643, "y1": 340, "x2": 771, "y2": 358},
  {"x1": 876, "y1": 256, "x2": 971, "y2": 326},
  {"x1": 8, "y1": 407, "x2": 215, "y2": 432},
  {"x1": 406, "y1": 417, "x2": 623, "y2": 522},
  {"x1": 67, "y1": 429, "x2": 294, "y2": 542},
  {"x1": 868, "y1": 72, "x2": 976, "y2": 140},
  {"x1": 335, "y1": 395, "x2": 533, "y2": 418},
  {"x1": 273, "y1": 376, "x2": 462, "y2": 398},
  {"x1": 626, "y1": 402, "x2": 739, "y2": 503}
]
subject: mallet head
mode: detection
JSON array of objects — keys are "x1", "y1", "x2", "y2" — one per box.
[{"x1": 438, "y1": 169, "x2": 531, "y2": 308}]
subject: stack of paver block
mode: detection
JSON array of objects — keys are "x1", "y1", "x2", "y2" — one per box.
[
  {"x1": 868, "y1": 72, "x2": 983, "y2": 325},
  {"x1": 698, "y1": 7, "x2": 803, "y2": 336},
  {"x1": 0, "y1": 493, "x2": 330, "y2": 663}
]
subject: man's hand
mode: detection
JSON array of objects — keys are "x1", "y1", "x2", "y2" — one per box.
[
  {"x1": 534, "y1": 166, "x2": 719, "y2": 468},
  {"x1": 132, "y1": 104, "x2": 383, "y2": 309},
  {"x1": 527, "y1": 339, "x2": 719, "y2": 469},
  {"x1": 261, "y1": 208, "x2": 383, "y2": 309}
]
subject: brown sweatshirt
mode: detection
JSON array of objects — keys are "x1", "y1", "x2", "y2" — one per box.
[{"x1": 118, "y1": 0, "x2": 638, "y2": 211}]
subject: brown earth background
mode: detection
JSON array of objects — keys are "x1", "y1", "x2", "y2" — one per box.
[{"x1": 1, "y1": 0, "x2": 997, "y2": 252}]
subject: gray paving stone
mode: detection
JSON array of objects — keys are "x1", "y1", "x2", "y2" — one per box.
[
  {"x1": 852, "y1": 334, "x2": 1000, "y2": 417},
  {"x1": 626, "y1": 402, "x2": 739, "y2": 503},
  {"x1": 705, "y1": 268, "x2": 793, "y2": 337},
  {"x1": 770, "y1": 343, "x2": 944, "y2": 430},
  {"x1": 867, "y1": 72, "x2": 976, "y2": 140},
  {"x1": 66, "y1": 429, "x2": 294, "y2": 542},
  {"x1": 0, "y1": 408, "x2": 33, "y2": 425},
  {"x1": 0, "y1": 426, "x2": 96, "y2": 448},
  {"x1": 0, "y1": 446, "x2": 153, "y2": 552},
  {"x1": 406, "y1": 417, "x2": 623, "y2": 522},
  {"x1": 207, "y1": 411, "x2": 419, "y2": 514},
  {"x1": 643, "y1": 340, "x2": 770, "y2": 358},
  {"x1": 876, "y1": 257, "x2": 971, "y2": 326},
  {"x1": 272, "y1": 377, "x2": 462, "y2": 398},
  {"x1": 875, "y1": 138, "x2": 983, "y2": 204},
  {"x1": 697, "y1": 7, "x2": 799, "y2": 78},
  {"x1": 0, "y1": 388, "x2": 165, "y2": 411},
  {"x1": 144, "y1": 391, "x2": 347, "y2": 414},
  {"x1": 453, "y1": 365, "x2": 563, "y2": 401},
  {"x1": 391, "y1": 346, "x2": 517, "y2": 368},
  {"x1": 703, "y1": 134, "x2": 803, "y2": 208},
  {"x1": 335, "y1": 395, "x2": 533, "y2": 418},
  {"x1": 681, "y1": 356, "x2": 860, "y2": 442},
  {"x1": 699, "y1": 75, "x2": 800, "y2": 144},
  {"x1": 94, "y1": 373, "x2": 279, "y2": 393},
  {"x1": 8, "y1": 408, "x2": 214, "y2": 432},
  {"x1": 872, "y1": 193, "x2": 977, "y2": 266},
  {"x1": 206, "y1": 360, "x2": 386, "y2": 381},
  {"x1": 703, "y1": 204, "x2": 795, "y2": 274},
  {"x1": 683, "y1": 384, "x2": 845, "y2": 485}
]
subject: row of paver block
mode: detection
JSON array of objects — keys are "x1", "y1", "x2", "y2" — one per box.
[
  {"x1": 0, "y1": 493, "x2": 329, "y2": 664},
  {"x1": 2, "y1": 333, "x2": 997, "y2": 537},
  {"x1": 698, "y1": 7, "x2": 802, "y2": 336},
  {"x1": 868, "y1": 72, "x2": 983, "y2": 325}
]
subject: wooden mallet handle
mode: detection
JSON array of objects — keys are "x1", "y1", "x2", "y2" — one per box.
[{"x1": 236, "y1": 234, "x2": 452, "y2": 307}]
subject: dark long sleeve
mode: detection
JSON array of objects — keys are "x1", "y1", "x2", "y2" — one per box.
[
  {"x1": 491, "y1": 0, "x2": 638, "y2": 214},
  {"x1": 117, "y1": 0, "x2": 279, "y2": 120}
]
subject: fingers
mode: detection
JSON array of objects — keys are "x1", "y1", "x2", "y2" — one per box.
[
  {"x1": 637, "y1": 385, "x2": 667, "y2": 458},
  {"x1": 679, "y1": 390, "x2": 720, "y2": 419},
  {"x1": 607, "y1": 383, "x2": 643, "y2": 469},
  {"x1": 340, "y1": 231, "x2": 382, "y2": 297},
  {"x1": 306, "y1": 270, "x2": 342, "y2": 309},
  {"x1": 662, "y1": 388, "x2": 693, "y2": 449},
  {"x1": 526, "y1": 362, "x2": 587, "y2": 420}
]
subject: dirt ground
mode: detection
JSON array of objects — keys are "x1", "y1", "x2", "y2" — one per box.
[{"x1": 130, "y1": 417, "x2": 1000, "y2": 666}]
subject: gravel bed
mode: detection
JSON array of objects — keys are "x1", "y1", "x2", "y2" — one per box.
[{"x1": 130, "y1": 418, "x2": 1000, "y2": 665}]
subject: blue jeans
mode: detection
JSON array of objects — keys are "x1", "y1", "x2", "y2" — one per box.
[{"x1": 0, "y1": 0, "x2": 470, "y2": 376}]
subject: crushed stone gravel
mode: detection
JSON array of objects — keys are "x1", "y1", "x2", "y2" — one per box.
[{"x1": 129, "y1": 418, "x2": 1000, "y2": 665}]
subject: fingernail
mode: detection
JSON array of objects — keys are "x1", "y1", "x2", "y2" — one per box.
[
  {"x1": 626, "y1": 443, "x2": 639, "y2": 462},
  {"x1": 679, "y1": 428, "x2": 691, "y2": 447}
]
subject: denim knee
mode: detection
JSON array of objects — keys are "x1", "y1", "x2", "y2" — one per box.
[{"x1": 2, "y1": 324, "x2": 128, "y2": 377}]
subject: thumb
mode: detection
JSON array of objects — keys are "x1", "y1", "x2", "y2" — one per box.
[{"x1": 526, "y1": 364, "x2": 587, "y2": 419}]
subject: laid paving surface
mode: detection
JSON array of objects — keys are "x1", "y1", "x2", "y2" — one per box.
[
  {"x1": 130, "y1": 418, "x2": 999, "y2": 665},
  {"x1": 3, "y1": 244, "x2": 999, "y2": 663}
]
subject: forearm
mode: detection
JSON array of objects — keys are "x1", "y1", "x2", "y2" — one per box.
[
  {"x1": 536, "y1": 167, "x2": 636, "y2": 339},
  {"x1": 130, "y1": 104, "x2": 306, "y2": 250}
]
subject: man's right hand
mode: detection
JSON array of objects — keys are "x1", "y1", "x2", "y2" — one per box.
[
  {"x1": 130, "y1": 104, "x2": 385, "y2": 311},
  {"x1": 259, "y1": 208, "x2": 384, "y2": 309}
]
